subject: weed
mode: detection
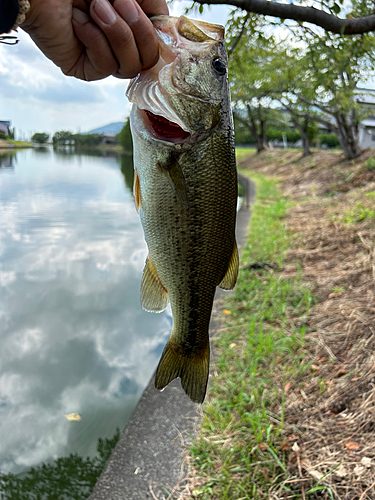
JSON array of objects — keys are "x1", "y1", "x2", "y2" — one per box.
[
  {"x1": 365, "y1": 156, "x2": 375, "y2": 170},
  {"x1": 342, "y1": 201, "x2": 375, "y2": 224}
]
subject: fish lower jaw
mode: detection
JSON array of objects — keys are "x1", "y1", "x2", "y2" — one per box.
[{"x1": 141, "y1": 109, "x2": 192, "y2": 144}]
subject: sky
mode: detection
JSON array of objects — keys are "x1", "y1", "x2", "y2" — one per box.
[{"x1": 0, "y1": 2, "x2": 232, "y2": 140}]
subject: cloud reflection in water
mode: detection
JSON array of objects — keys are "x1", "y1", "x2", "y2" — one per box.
[{"x1": 0, "y1": 148, "x2": 171, "y2": 474}]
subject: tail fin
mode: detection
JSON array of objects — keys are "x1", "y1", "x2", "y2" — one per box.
[{"x1": 155, "y1": 340, "x2": 210, "y2": 404}]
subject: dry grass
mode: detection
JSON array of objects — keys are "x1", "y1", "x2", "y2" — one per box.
[{"x1": 244, "y1": 149, "x2": 375, "y2": 499}]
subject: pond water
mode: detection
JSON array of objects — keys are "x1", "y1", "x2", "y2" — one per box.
[{"x1": 0, "y1": 148, "x2": 171, "y2": 486}]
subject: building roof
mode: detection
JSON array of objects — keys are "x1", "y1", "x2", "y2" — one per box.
[
  {"x1": 362, "y1": 116, "x2": 375, "y2": 127},
  {"x1": 356, "y1": 88, "x2": 375, "y2": 105}
]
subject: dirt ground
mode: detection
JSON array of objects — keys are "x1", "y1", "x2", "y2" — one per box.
[{"x1": 239, "y1": 148, "x2": 375, "y2": 500}]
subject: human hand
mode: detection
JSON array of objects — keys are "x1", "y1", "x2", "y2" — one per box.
[{"x1": 21, "y1": 0, "x2": 168, "y2": 81}]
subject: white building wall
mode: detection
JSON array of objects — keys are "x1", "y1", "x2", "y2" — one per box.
[
  {"x1": 360, "y1": 127, "x2": 375, "y2": 149},
  {"x1": 0, "y1": 123, "x2": 9, "y2": 134}
]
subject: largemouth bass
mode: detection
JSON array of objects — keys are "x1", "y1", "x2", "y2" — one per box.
[{"x1": 127, "y1": 15, "x2": 238, "y2": 403}]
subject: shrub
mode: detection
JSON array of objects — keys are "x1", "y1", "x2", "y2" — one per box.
[{"x1": 318, "y1": 133, "x2": 340, "y2": 148}]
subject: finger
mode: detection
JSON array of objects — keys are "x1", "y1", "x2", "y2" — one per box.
[
  {"x1": 136, "y1": 0, "x2": 168, "y2": 16},
  {"x1": 71, "y1": 8, "x2": 119, "y2": 80},
  {"x1": 113, "y1": 0, "x2": 160, "y2": 70},
  {"x1": 90, "y1": 0, "x2": 142, "y2": 78}
]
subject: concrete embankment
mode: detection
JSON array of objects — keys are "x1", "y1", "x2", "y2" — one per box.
[{"x1": 89, "y1": 179, "x2": 255, "y2": 500}]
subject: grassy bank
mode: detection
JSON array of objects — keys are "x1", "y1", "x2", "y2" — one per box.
[
  {"x1": 187, "y1": 171, "x2": 314, "y2": 499},
  {"x1": 181, "y1": 149, "x2": 375, "y2": 500},
  {"x1": 8, "y1": 140, "x2": 32, "y2": 148}
]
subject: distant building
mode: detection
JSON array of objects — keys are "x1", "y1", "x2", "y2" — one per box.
[
  {"x1": 314, "y1": 88, "x2": 375, "y2": 149},
  {"x1": 0, "y1": 121, "x2": 11, "y2": 135},
  {"x1": 101, "y1": 132, "x2": 118, "y2": 145},
  {"x1": 356, "y1": 88, "x2": 375, "y2": 149}
]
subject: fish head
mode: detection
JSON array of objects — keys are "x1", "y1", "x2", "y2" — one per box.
[{"x1": 127, "y1": 15, "x2": 229, "y2": 144}]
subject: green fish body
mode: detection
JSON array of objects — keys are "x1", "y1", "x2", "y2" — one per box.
[{"x1": 127, "y1": 15, "x2": 238, "y2": 403}]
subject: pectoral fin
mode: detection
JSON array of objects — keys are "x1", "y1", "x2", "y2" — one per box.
[
  {"x1": 133, "y1": 168, "x2": 141, "y2": 213},
  {"x1": 157, "y1": 154, "x2": 188, "y2": 209},
  {"x1": 166, "y1": 163, "x2": 189, "y2": 209},
  {"x1": 219, "y1": 240, "x2": 239, "y2": 290},
  {"x1": 140, "y1": 256, "x2": 168, "y2": 312}
]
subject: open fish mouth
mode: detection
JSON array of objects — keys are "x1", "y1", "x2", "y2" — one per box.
[
  {"x1": 126, "y1": 16, "x2": 224, "y2": 143},
  {"x1": 143, "y1": 110, "x2": 190, "y2": 141},
  {"x1": 126, "y1": 45, "x2": 191, "y2": 143}
]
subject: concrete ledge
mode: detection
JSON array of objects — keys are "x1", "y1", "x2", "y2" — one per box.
[{"x1": 89, "y1": 179, "x2": 255, "y2": 500}]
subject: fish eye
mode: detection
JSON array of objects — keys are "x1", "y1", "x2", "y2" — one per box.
[{"x1": 212, "y1": 57, "x2": 226, "y2": 76}]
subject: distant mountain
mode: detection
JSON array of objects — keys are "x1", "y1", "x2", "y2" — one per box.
[{"x1": 87, "y1": 122, "x2": 125, "y2": 135}]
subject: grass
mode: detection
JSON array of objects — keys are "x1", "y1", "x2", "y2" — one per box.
[
  {"x1": 188, "y1": 170, "x2": 314, "y2": 499},
  {"x1": 7, "y1": 140, "x2": 32, "y2": 148},
  {"x1": 365, "y1": 155, "x2": 375, "y2": 170},
  {"x1": 342, "y1": 201, "x2": 375, "y2": 223},
  {"x1": 235, "y1": 147, "x2": 256, "y2": 160}
]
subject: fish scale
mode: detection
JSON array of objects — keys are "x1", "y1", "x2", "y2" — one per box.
[{"x1": 128, "y1": 15, "x2": 238, "y2": 403}]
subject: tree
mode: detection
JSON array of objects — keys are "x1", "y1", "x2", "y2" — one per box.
[
  {"x1": 117, "y1": 118, "x2": 133, "y2": 153},
  {"x1": 72, "y1": 133, "x2": 102, "y2": 147},
  {"x1": 286, "y1": 29, "x2": 375, "y2": 159},
  {"x1": 280, "y1": 102, "x2": 317, "y2": 156},
  {"x1": 229, "y1": 28, "x2": 290, "y2": 153},
  {"x1": 31, "y1": 132, "x2": 49, "y2": 144},
  {"x1": 52, "y1": 130, "x2": 74, "y2": 145},
  {"x1": 226, "y1": 7, "x2": 375, "y2": 160}
]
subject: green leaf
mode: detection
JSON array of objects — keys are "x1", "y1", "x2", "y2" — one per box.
[
  {"x1": 198, "y1": 4, "x2": 204, "y2": 14},
  {"x1": 332, "y1": 3, "x2": 341, "y2": 14}
]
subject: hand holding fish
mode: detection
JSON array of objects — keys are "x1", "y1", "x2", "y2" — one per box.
[{"x1": 20, "y1": 0, "x2": 168, "y2": 81}]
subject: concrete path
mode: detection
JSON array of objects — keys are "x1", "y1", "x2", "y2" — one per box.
[{"x1": 89, "y1": 179, "x2": 255, "y2": 500}]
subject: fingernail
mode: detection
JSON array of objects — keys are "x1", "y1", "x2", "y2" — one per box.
[
  {"x1": 93, "y1": 0, "x2": 117, "y2": 26},
  {"x1": 72, "y1": 8, "x2": 90, "y2": 24},
  {"x1": 121, "y1": 0, "x2": 139, "y2": 25}
]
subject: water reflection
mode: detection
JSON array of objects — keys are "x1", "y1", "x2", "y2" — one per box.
[
  {"x1": 120, "y1": 153, "x2": 134, "y2": 193},
  {"x1": 32, "y1": 146, "x2": 51, "y2": 157},
  {"x1": 0, "y1": 429, "x2": 120, "y2": 500},
  {"x1": 0, "y1": 149, "x2": 171, "y2": 482},
  {"x1": 0, "y1": 152, "x2": 15, "y2": 170}
]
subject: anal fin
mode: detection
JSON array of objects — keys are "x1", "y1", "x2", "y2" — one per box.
[
  {"x1": 140, "y1": 256, "x2": 168, "y2": 312},
  {"x1": 219, "y1": 240, "x2": 239, "y2": 290}
]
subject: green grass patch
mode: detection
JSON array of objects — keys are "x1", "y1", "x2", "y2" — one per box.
[
  {"x1": 235, "y1": 147, "x2": 256, "y2": 161},
  {"x1": 189, "y1": 172, "x2": 314, "y2": 499},
  {"x1": 7, "y1": 140, "x2": 33, "y2": 148},
  {"x1": 341, "y1": 201, "x2": 375, "y2": 224},
  {"x1": 365, "y1": 156, "x2": 375, "y2": 171}
]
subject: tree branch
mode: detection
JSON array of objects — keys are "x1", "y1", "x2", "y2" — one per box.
[
  {"x1": 228, "y1": 12, "x2": 250, "y2": 56},
  {"x1": 196, "y1": 0, "x2": 375, "y2": 34},
  {"x1": 291, "y1": 91, "x2": 336, "y2": 115},
  {"x1": 281, "y1": 103, "x2": 337, "y2": 130}
]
